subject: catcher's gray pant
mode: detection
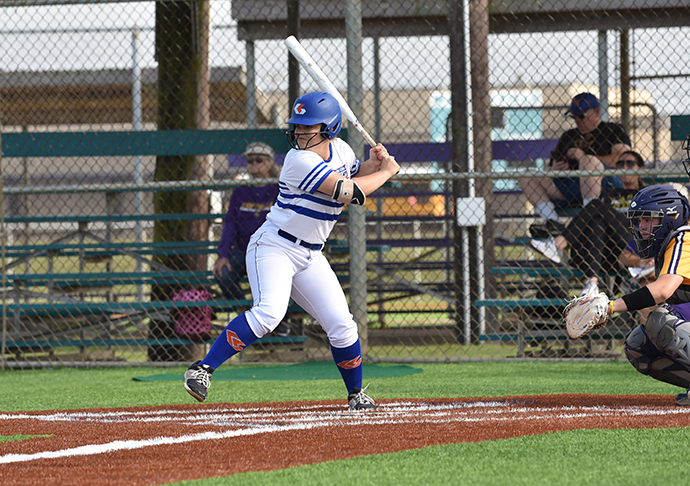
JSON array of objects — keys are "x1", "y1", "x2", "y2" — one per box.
[{"x1": 625, "y1": 304, "x2": 690, "y2": 389}]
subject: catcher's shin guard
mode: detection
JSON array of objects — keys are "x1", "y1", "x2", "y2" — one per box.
[
  {"x1": 645, "y1": 306, "x2": 690, "y2": 368},
  {"x1": 625, "y1": 324, "x2": 690, "y2": 389}
]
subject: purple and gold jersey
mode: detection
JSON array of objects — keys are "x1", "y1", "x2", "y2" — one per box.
[{"x1": 658, "y1": 230, "x2": 690, "y2": 286}]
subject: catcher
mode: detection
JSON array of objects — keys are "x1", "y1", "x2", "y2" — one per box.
[{"x1": 565, "y1": 183, "x2": 690, "y2": 406}]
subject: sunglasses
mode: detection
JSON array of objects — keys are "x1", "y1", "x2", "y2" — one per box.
[
  {"x1": 568, "y1": 113, "x2": 587, "y2": 120},
  {"x1": 246, "y1": 157, "x2": 268, "y2": 165},
  {"x1": 616, "y1": 159, "x2": 639, "y2": 169}
]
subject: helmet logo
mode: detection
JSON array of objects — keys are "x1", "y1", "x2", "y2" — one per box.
[
  {"x1": 630, "y1": 202, "x2": 637, "y2": 208},
  {"x1": 667, "y1": 206, "x2": 679, "y2": 215},
  {"x1": 294, "y1": 103, "x2": 306, "y2": 115}
]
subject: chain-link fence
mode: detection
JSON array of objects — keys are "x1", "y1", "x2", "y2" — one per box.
[{"x1": 2, "y1": 1, "x2": 690, "y2": 368}]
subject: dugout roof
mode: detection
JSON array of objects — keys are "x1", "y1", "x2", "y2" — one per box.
[
  {"x1": 2, "y1": 1, "x2": 686, "y2": 36},
  {"x1": 230, "y1": 0, "x2": 690, "y2": 39}
]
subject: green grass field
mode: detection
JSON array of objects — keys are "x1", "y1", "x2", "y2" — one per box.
[{"x1": 1, "y1": 361, "x2": 686, "y2": 485}]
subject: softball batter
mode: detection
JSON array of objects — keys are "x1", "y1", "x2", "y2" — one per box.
[{"x1": 184, "y1": 91, "x2": 400, "y2": 410}]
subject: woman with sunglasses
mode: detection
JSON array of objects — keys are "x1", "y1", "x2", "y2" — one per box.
[
  {"x1": 213, "y1": 142, "x2": 280, "y2": 302},
  {"x1": 530, "y1": 150, "x2": 646, "y2": 297}
]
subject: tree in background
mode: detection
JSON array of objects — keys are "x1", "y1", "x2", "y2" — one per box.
[{"x1": 150, "y1": 0, "x2": 210, "y2": 361}]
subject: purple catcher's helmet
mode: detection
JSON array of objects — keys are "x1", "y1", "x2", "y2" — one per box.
[
  {"x1": 627, "y1": 184, "x2": 690, "y2": 259},
  {"x1": 286, "y1": 92, "x2": 342, "y2": 149}
]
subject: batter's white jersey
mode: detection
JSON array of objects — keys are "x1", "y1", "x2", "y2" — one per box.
[{"x1": 265, "y1": 138, "x2": 361, "y2": 244}]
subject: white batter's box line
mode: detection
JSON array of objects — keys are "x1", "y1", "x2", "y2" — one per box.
[{"x1": 3, "y1": 401, "x2": 690, "y2": 465}]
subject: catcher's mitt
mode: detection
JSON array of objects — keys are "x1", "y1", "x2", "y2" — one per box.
[{"x1": 563, "y1": 292, "x2": 610, "y2": 339}]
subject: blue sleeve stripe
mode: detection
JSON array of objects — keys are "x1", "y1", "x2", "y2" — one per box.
[
  {"x1": 299, "y1": 162, "x2": 332, "y2": 192},
  {"x1": 310, "y1": 172, "x2": 331, "y2": 195},
  {"x1": 298, "y1": 164, "x2": 322, "y2": 191},
  {"x1": 309, "y1": 164, "x2": 332, "y2": 190}
]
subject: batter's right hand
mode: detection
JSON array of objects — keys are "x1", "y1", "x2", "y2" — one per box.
[{"x1": 379, "y1": 150, "x2": 400, "y2": 177}]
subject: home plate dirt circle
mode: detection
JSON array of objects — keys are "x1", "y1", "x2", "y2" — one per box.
[{"x1": 1, "y1": 394, "x2": 689, "y2": 486}]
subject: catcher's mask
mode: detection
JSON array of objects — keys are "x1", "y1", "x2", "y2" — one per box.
[
  {"x1": 627, "y1": 184, "x2": 690, "y2": 258},
  {"x1": 286, "y1": 91, "x2": 342, "y2": 150}
]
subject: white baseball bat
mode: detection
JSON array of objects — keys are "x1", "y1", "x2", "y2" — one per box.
[{"x1": 285, "y1": 35, "x2": 377, "y2": 148}]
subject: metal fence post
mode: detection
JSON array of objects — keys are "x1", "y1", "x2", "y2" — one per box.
[
  {"x1": 345, "y1": 0, "x2": 368, "y2": 355},
  {"x1": 132, "y1": 26, "x2": 145, "y2": 302},
  {"x1": 1, "y1": 122, "x2": 5, "y2": 370}
]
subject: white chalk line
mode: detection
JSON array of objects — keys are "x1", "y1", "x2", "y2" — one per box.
[{"x1": 2, "y1": 400, "x2": 688, "y2": 465}]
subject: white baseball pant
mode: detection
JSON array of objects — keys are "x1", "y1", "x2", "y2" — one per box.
[{"x1": 243, "y1": 224, "x2": 359, "y2": 349}]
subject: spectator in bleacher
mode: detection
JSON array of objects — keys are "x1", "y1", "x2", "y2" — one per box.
[
  {"x1": 529, "y1": 150, "x2": 645, "y2": 297},
  {"x1": 212, "y1": 142, "x2": 289, "y2": 336},
  {"x1": 520, "y1": 92, "x2": 632, "y2": 239}
]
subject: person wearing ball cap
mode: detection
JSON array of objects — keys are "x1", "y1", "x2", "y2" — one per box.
[
  {"x1": 184, "y1": 91, "x2": 400, "y2": 410},
  {"x1": 212, "y1": 141, "x2": 279, "y2": 302},
  {"x1": 520, "y1": 92, "x2": 632, "y2": 240},
  {"x1": 211, "y1": 141, "x2": 295, "y2": 337}
]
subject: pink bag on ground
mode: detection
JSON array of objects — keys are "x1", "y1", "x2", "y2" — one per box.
[{"x1": 172, "y1": 288, "x2": 213, "y2": 342}]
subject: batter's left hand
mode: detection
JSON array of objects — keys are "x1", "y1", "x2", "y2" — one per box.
[{"x1": 368, "y1": 144, "x2": 388, "y2": 169}]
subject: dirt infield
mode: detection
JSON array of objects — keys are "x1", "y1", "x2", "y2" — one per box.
[{"x1": 1, "y1": 394, "x2": 689, "y2": 485}]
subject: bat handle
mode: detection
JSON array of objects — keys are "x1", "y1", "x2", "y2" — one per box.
[
  {"x1": 357, "y1": 127, "x2": 397, "y2": 174},
  {"x1": 351, "y1": 121, "x2": 376, "y2": 148},
  {"x1": 360, "y1": 129, "x2": 376, "y2": 149}
]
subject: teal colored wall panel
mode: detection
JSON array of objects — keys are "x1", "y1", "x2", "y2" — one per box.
[
  {"x1": 1, "y1": 129, "x2": 304, "y2": 158},
  {"x1": 671, "y1": 115, "x2": 690, "y2": 141}
]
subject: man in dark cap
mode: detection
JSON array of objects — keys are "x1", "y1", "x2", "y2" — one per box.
[{"x1": 519, "y1": 92, "x2": 632, "y2": 239}]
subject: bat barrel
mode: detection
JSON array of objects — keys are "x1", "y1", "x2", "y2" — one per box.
[{"x1": 285, "y1": 35, "x2": 377, "y2": 147}]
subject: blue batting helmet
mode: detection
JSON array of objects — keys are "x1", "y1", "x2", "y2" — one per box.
[
  {"x1": 286, "y1": 91, "x2": 342, "y2": 139},
  {"x1": 627, "y1": 184, "x2": 690, "y2": 259}
]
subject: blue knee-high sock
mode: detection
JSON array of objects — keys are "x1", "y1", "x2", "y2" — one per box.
[
  {"x1": 201, "y1": 313, "x2": 258, "y2": 370},
  {"x1": 331, "y1": 340, "x2": 363, "y2": 395}
]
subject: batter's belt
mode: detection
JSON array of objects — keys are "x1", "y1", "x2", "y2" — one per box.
[{"x1": 278, "y1": 229, "x2": 324, "y2": 251}]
